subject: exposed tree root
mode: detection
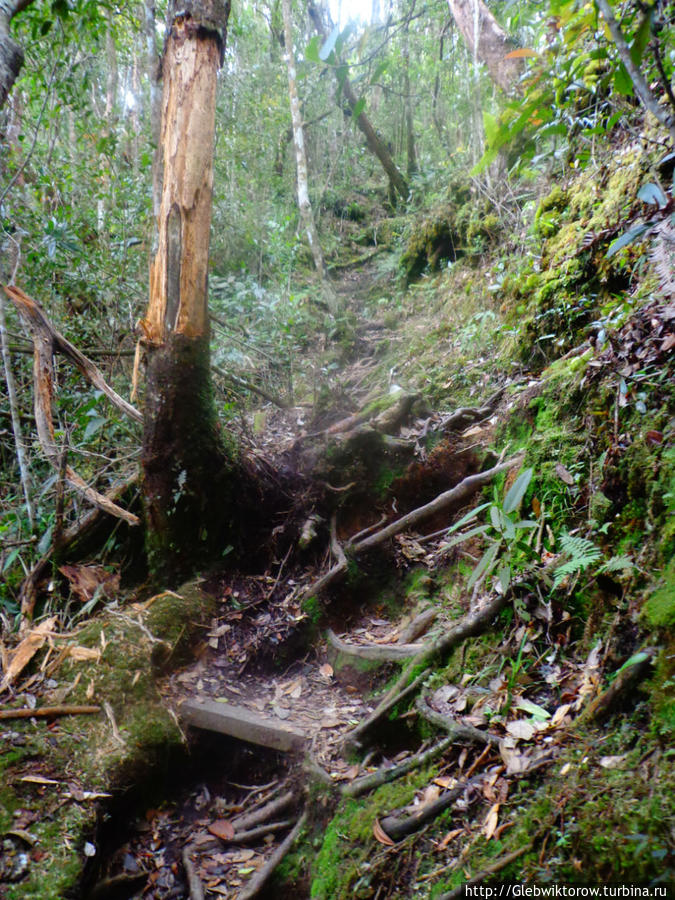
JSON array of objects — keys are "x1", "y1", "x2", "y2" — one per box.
[
  {"x1": 343, "y1": 737, "x2": 453, "y2": 798},
  {"x1": 297, "y1": 455, "x2": 523, "y2": 605},
  {"x1": 436, "y1": 843, "x2": 533, "y2": 899},
  {"x1": 237, "y1": 812, "x2": 306, "y2": 900},
  {"x1": 379, "y1": 778, "x2": 475, "y2": 842},
  {"x1": 327, "y1": 628, "x2": 423, "y2": 662},
  {"x1": 578, "y1": 646, "x2": 656, "y2": 725},
  {"x1": 415, "y1": 694, "x2": 500, "y2": 747},
  {"x1": 232, "y1": 819, "x2": 295, "y2": 844},
  {"x1": 345, "y1": 591, "x2": 509, "y2": 748},
  {"x1": 230, "y1": 789, "x2": 296, "y2": 832},
  {"x1": 182, "y1": 845, "x2": 205, "y2": 900},
  {"x1": 398, "y1": 607, "x2": 437, "y2": 644}
]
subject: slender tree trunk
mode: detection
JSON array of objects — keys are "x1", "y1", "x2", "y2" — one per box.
[
  {"x1": 141, "y1": 0, "x2": 235, "y2": 581},
  {"x1": 446, "y1": 0, "x2": 521, "y2": 93},
  {"x1": 402, "y1": 10, "x2": 417, "y2": 181},
  {"x1": 281, "y1": 0, "x2": 337, "y2": 312},
  {"x1": 98, "y1": 16, "x2": 117, "y2": 235},
  {"x1": 308, "y1": 0, "x2": 408, "y2": 203}
]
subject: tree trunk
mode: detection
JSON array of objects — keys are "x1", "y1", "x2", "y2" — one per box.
[
  {"x1": 308, "y1": 0, "x2": 408, "y2": 203},
  {"x1": 141, "y1": 0, "x2": 234, "y2": 581},
  {"x1": 402, "y1": 10, "x2": 417, "y2": 181},
  {"x1": 280, "y1": 0, "x2": 338, "y2": 313},
  {"x1": 446, "y1": 0, "x2": 521, "y2": 93},
  {"x1": 0, "y1": 0, "x2": 34, "y2": 108}
]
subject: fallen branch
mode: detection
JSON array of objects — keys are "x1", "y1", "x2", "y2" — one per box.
[
  {"x1": 436, "y1": 843, "x2": 533, "y2": 900},
  {"x1": 4, "y1": 285, "x2": 140, "y2": 527},
  {"x1": 398, "y1": 607, "x2": 437, "y2": 644},
  {"x1": 237, "y1": 812, "x2": 307, "y2": 900},
  {"x1": 415, "y1": 694, "x2": 499, "y2": 747},
  {"x1": 343, "y1": 736, "x2": 453, "y2": 798},
  {"x1": 0, "y1": 704, "x2": 101, "y2": 720},
  {"x1": 379, "y1": 779, "x2": 474, "y2": 842},
  {"x1": 577, "y1": 647, "x2": 656, "y2": 726},
  {"x1": 327, "y1": 628, "x2": 423, "y2": 662}
]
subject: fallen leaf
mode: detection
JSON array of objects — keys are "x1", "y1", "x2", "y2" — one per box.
[
  {"x1": 59, "y1": 565, "x2": 119, "y2": 604},
  {"x1": 499, "y1": 742, "x2": 531, "y2": 775},
  {"x1": 68, "y1": 647, "x2": 101, "y2": 663},
  {"x1": 208, "y1": 820, "x2": 235, "y2": 841},
  {"x1": 483, "y1": 802, "x2": 500, "y2": 840},
  {"x1": 373, "y1": 819, "x2": 396, "y2": 846},
  {"x1": 437, "y1": 828, "x2": 464, "y2": 850},
  {"x1": 514, "y1": 697, "x2": 551, "y2": 720},
  {"x1": 555, "y1": 463, "x2": 575, "y2": 486},
  {"x1": 532, "y1": 497, "x2": 541, "y2": 518},
  {"x1": 433, "y1": 776, "x2": 455, "y2": 789},
  {"x1": 599, "y1": 754, "x2": 627, "y2": 769},
  {"x1": 550, "y1": 703, "x2": 572, "y2": 727},
  {"x1": 319, "y1": 663, "x2": 333, "y2": 680},
  {"x1": 505, "y1": 720, "x2": 536, "y2": 741},
  {"x1": 344, "y1": 765, "x2": 360, "y2": 781},
  {"x1": 1, "y1": 617, "x2": 57, "y2": 691},
  {"x1": 20, "y1": 775, "x2": 61, "y2": 786},
  {"x1": 559, "y1": 763, "x2": 571, "y2": 776}
]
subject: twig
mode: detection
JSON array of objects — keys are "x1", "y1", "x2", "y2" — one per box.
[
  {"x1": 345, "y1": 514, "x2": 387, "y2": 547},
  {"x1": 343, "y1": 737, "x2": 453, "y2": 798},
  {"x1": 237, "y1": 812, "x2": 306, "y2": 900},
  {"x1": 181, "y1": 845, "x2": 205, "y2": 900},
  {"x1": 327, "y1": 628, "x2": 423, "y2": 662},
  {"x1": 436, "y1": 844, "x2": 533, "y2": 899},
  {"x1": 0, "y1": 704, "x2": 100, "y2": 720},
  {"x1": 379, "y1": 779, "x2": 475, "y2": 842},
  {"x1": 415, "y1": 694, "x2": 500, "y2": 746}
]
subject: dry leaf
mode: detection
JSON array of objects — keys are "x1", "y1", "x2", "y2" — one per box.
[
  {"x1": 68, "y1": 647, "x2": 101, "y2": 663},
  {"x1": 550, "y1": 703, "x2": 572, "y2": 727},
  {"x1": 505, "y1": 720, "x2": 536, "y2": 741},
  {"x1": 433, "y1": 776, "x2": 455, "y2": 789},
  {"x1": 559, "y1": 763, "x2": 571, "y2": 776},
  {"x1": 208, "y1": 819, "x2": 235, "y2": 841},
  {"x1": 555, "y1": 463, "x2": 575, "y2": 486},
  {"x1": 58, "y1": 565, "x2": 119, "y2": 604},
  {"x1": 373, "y1": 819, "x2": 396, "y2": 846},
  {"x1": 21, "y1": 775, "x2": 61, "y2": 785},
  {"x1": 319, "y1": 663, "x2": 334, "y2": 680},
  {"x1": 599, "y1": 755, "x2": 626, "y2": 769},
  {"x1": 344, "y1": 765, "x2": 360, "y2": 781},
  {"x1": 499, "y1": 742, "x2": 531, "y2": 775},
  {"x1": 1, "y1": 618, "x2": 57, "y2": 691},
  {"x1": 483, "y1": 802, "x2": 500, "y2": 840},
  {"x1": 437, "y1": 828, "x2": 464, "y2": 850}
]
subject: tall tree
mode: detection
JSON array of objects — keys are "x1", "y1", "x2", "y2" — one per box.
[
  {"x1": 280, "y1": 0, "x2": 338, "y2": 312},
  {"x1": 0, "y1": 0, "x2": 32, "y2": 108},
  {"x1": 446, "y1": 0, "x2": 522, "y2": 93},
  {"x1": 141, "y1": 0, "x2": 236, "y2": 579}
]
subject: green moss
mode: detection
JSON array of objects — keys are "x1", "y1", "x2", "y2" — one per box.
[
  {"x1": 643, "y1": 558, "x2": 675, "y2": 628},
  {"x1": 302, "y1": 594, "x2": 322, "y2": 625}
]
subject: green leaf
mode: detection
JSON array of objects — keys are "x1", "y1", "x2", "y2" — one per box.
[
  {"x1": 605, "y1": 222, "x2": 652, "y2": 257},
  {"x1": 319, "y1": 25, "x2": 340, "y2": 61},
  {"x1": 637, "y1": 182, "x2": 668, "y2": 208},
  {"x1": 630, "y1": 13, "x2": 652, "y2": 67},
  {"x1": 351, "y1": 97, "x2": 366, "y2": 119},
  {"x1": 515, "y1": 697, "x2": 551, "y2": 719},
  {"x1": 503, "y1": 468, "x2": 533, "y2": 514},
  {"x1": 613, "y1": 62, "x2": 633, "y2": 96},
  {"x1": 2, "y1": 546, "x2": 21, "y2": 572},
  {"x1": 305, "y1": 36, "x2": 321, "y2": 63},
  {"x1": 83, "y1": 415, "x2": 106, "y2": 441},
  {"x1": 497, "y1": 565, "x2": 511, "y2": 593},
  {"x1": 440, "y1": 524, "x2": 491, "y2": 551},
  {"x1": 467, "y1": 542, "x2": 500, "y2": 591}
]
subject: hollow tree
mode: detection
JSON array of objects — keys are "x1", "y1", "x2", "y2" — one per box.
[{"x1": 140, "y1": 0, "x2": 236, "y2": 580}]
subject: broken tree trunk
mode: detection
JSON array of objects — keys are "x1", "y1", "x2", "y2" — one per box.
[{"x1": 141, "y1": 0, "x2": 242, "y2": 581}]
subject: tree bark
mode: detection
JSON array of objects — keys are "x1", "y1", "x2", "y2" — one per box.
[
  {"x1": 446, "y1": 0, "x2": 521, "y2": 93},
  {"x1": 141, "y1": 0, "x2": 235, "y2": 581},
  {"x1": 0, "y1": 0, "x2": 33, "y2": 109},
  {"x1": 280, "y1": 0, "x2": 338, "y2": 313}
]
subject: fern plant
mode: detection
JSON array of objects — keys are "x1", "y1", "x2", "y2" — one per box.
[{"x1": 552, "y1": 532, "x2": 634, "y2": 589}]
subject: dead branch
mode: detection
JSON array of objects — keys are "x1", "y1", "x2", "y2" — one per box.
[
  {"x1": 380, "y1": 779, "x2": 474, "y2": 842},
  {"x1": 415, "y1": 694, "x2": 499, "y2": 746},
  {"x1": 237, "y1": 812, "x2": 307, "y2": 900},
  {"x1": 327, "y1": 628, "x2": 423, "y2": 662},
  {"x1": 436, "y1": 844, "x2": 533, "y2": 899},
  {"x1": 0, "y1": 704, "x2": 100, "y2": 720},
  {"x1": 3, "y1": 285, "x2": 140, "y2": 526},
  {"x1": 19, "y1": 471, "x2": 138, "y2": 618},
  {"x1": 230, "y1": 789, "x2": 295, "y2": 832},
  {"x1": 343, "y1": 736, "x2": 453, "y2": 798}
]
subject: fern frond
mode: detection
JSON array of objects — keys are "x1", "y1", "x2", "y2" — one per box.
[
  {"x1": 598, "y1": 555, "x2": 634, "y2": 575},
  {"x1": 552, "y1": 533, "x2": 603, "y2": 588}
]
